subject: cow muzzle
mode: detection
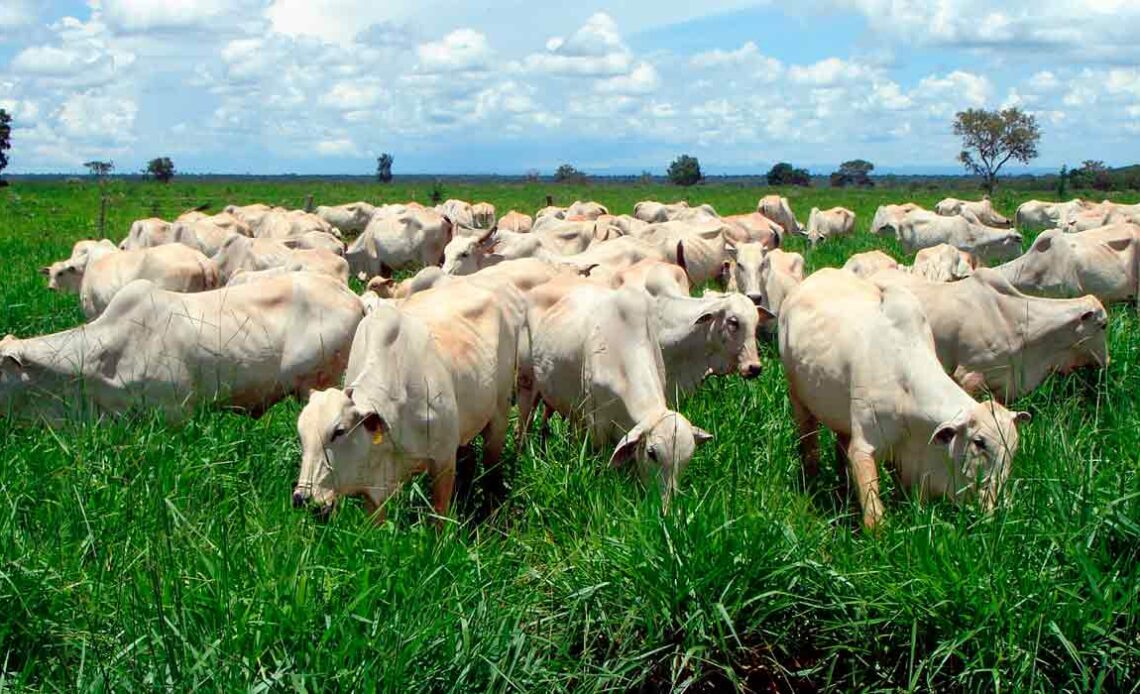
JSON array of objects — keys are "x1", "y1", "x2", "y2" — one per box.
[{"x1": 742, "y1": 363, "x2": 762, "y2": 379}]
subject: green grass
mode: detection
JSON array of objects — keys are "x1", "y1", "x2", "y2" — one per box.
[{"x1": 1, "y1": 180, "x2": 1138, "y2": 691}]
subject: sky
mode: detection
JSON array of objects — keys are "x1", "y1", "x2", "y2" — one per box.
[{"x1": 1, "y1": 0, "x2": 1139, "y2": 175}]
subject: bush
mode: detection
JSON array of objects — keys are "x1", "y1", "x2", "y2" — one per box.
[
  {"x1": 667, "y1": 155, "x2": 702, "y2": 187},
  {"x1": 829, "y1": 159, "x2": 874, "y2": 188},
  {"x1": 766, "y1": 162, "x2": 811, "y2": 187},
  {"x1": 145, "y1": 157, "x2": 175, "y2": 183},
  {"x1": 554, "y1": 164, "x2": 587, "y2": 185}
]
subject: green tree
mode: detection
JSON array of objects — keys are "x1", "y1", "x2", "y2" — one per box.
[
  {"x1": 376, "y1": 153, "x2": 394, "y2": 183},
  {"x1": 766, "y1": 162, "x2": 811, "y2": 186},
  {"x1": 84, "y1": 160, "x2": 114, "y2": 178},
  {"x1": 666, "y1": 154, "x2": 702, "y2": 186},
  {"x1": 554, "y1": 164, "x2": 587, "y2": 184},
  {"x1": 1057, "y1": 164, "x2": 1068, "y2": 199},
  {"x1": 0, "y1": 109, "x2": 11, "y2": 183},
  {"x1": 145, "y1": 157, "x2": 175, "y2": 183},
  {"x1": 953, "y1": 107, "x2": 1041, "y2": 194},
  {"x1": 829, "y1": 159, "x2": 875, "y2": 187}
]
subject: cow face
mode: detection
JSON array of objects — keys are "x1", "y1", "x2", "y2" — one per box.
[
  {"x1": 726, "y1": 242, "x2": 766, "y2": 304},
  {"x1": 929, "y1": 401, "x2": 1030, "y2": 511},
  {"x1": 441, "y1": 234, "x2": 492, "y2": 276},
  {"x1": 1058, "y1": 301, "x2": 1110, "y2": 374},
  {"x1": 973, "y1": 228, "x2": 1024, "y2": 262},
  {"x1": 696, "y1": 293, "x2": 766, "y2": 379},
  {"x1": 293, "y1": 388, "x2": 388, "y2": 516},
  {"x1": 609, "y1": 411, "x2": 712, "y2": 509},
  {"x1": 43, "y1": 259, "x2": 84, "y2": 292}
]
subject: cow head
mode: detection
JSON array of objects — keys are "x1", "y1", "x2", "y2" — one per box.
[
  {"x1": 1055, "y1": 299, "x2": 1110, "y2": 375},
  {"x1": 694, "y1": 292, "x2": 767, "y2": 379},
  {"x1": 293, "y1": 387, "x2": 389, "y2": 517},
  {"x1": 609, "y1": 410, "x2": 713, "y2": 509},
  {"x1": 725, "y1": 242, "x2": 767, "y2": 306},
  {"x1": 929, "y1": 401, "x2": 1030, "y2": 511},
  {"x1": 43, "y1": 259, "x2": 85, "y2": 292}
]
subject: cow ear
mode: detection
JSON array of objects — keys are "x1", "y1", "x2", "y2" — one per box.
[
  {"x1": 929, "y1": 423, "x2": 959, "y2": 447},
  {"x1": 695, "y1": 307, "x2": 726, "y2": 326},
  {"x1": 692, "y1": 427, "x2": 713, "y2": 445},
  {"x1": 724, "y1": 242, "x2": 737, "y2": 259},
  {"x1": 1013, "y1": 411, "x2": 1032, "y2": 425},
  {"x1": 38, "y1": 266, "x2": 51, "y2": 276},
  {"x1": 1032, "y1": 234, "x2": 1053, "y2": 252},
  {"x1": 609, "y1": 427, "x2": 643, "y2": 467},
  {"x1": 1106, "y1": 236, "x2": 1132, "y2": 253},
  {"x1": 756, "y1": 305, "x2": 777, "y2": 323}
]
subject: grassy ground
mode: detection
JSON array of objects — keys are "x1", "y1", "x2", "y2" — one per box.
[{"x1": 1, "y1": 180, "x2": 1138, "y2": 691}]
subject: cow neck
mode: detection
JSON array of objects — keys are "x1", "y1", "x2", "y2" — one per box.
[{"x1": 653, "y1": 294, "x2": 719, "y2": 394}]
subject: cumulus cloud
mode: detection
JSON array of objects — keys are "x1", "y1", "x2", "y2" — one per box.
[
  {"x1": 0, "y1": 0, "x2": 36, "y2": 32},
  {"x1": 417, "y1": 29, "x2": 492, "y2": 73},
  {"x1": 57, "y1": 91, "x2": 138, "y2": 143},
  {"x1": 595, "y1": 62, "x2": 660, "y2": 95},
  {"x1": 789, "y1": 58, "x2": 877, "y2": 86},
  {"x1": 100, "y1": 0, "x2": 254, "y2": 32},
  {"x1": 521, "y1": 13, "x2": 632, "y2": 76}
]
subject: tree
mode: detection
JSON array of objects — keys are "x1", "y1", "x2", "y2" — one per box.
[
  {"x1": 376, "y1": 153, "x2": 394, "y2": 183},
  {"x1": 1057, "y1": 165, "x2": 1068, "y2": 199},
  {"x1": 84, "y1": 160, "x2": 114, "y2": 178},
  {"x1": 829, "y1": 159, "x2": 875, "y2": 187},
  {"x1": 145, "y1": 157, "x2": 175, "y2": 183},
  {"x1": 766, "y1": 162, "x2": 811, "y2": 187},
  {"x1": 953, "y1": 107, "x2": 1041, "y2": 194},
  {"x1": 1070, "y1": 160, "x2": 1111, "y2": 192},
  {"x1": 554, "y1": 164, "x2": 587, "y2": 184},
  {"x1": 667, "y1": 154, "x2": 702, "y2": 186},
  {"x1": 0, "y1": 109, "x2": 11, "y2": 183},
  {"x1": 524, "y1": 168, "x2": 541, "y2": 183}
]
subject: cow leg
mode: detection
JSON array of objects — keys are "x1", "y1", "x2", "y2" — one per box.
[
  {"x1": 361, "y1": 494, "x2": 388, "y2": 526},
  {"x1": 515, "y1": 369, "x2": 537, "y2": 449},
  {"x1": 847, "y1": 440, "x2": 885, "y2": 531},
  {"x1": 480, "y1": 413, "x2": 510, "y2": 516},
  {"x1": 789, "y1": 390, "x2": 820, "y2": 481},
  {"x1": 834, "y1": 433, "x2": 852, "y2": 498},
  {"x1": 454, "y1": 443, "x2": 478, "y2": 514},
  {"x1": 538, "y1": 403, "x2": 553, "y2": 446},
  {"x1": 428, "y1": 456, "x2": 457, "y2": 528}
]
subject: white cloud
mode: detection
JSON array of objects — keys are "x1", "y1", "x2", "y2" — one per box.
[
  {"x1": 0, "y1": 0, "x2": 36, "y2": 31},
  {"x1": 595, "y1": 62, "x2": 660, "y2": 95},
  {"x1": 914, "y1": 71, "x2": 993, "y2": 115},
  {"x1": 265, "y1": 0, "x2": 402, "y2": 44},
  {"x1": 690, "y1": 41, "x2": 784, "y2": 81},
  {"x1": 318, "y1": 81, "x2": 386, "y2": 110},
  {"x1": 522, "y1": 13, "x2": 632, "y2": 76},
  {"x1": 57, "y1": 92, "x2": 138, "y2": 143},
  {"x1": 100, "y1": 0, "x2": 255, "y2": 32},
  {"x1": 789, "y1": 58, "x2": 876, "y2": 86},
  {"x1": 315, "y1": 137, "x2": 357, "y2": 156},
  {"x1": 417, "y1": 29, "x2": 492, "y2": 73}
]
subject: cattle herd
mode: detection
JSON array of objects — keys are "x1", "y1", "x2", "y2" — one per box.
[{"x1": 3, "y1": 193, "x2": 1137, "y2": 530}]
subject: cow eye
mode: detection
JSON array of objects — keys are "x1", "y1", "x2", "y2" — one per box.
[
  {"x1": 973, "y1": 437, "x2": 987, "y2": 451},
  {"x1": 647, "y1": 446, "x2": 658, "y2": 461},
  {"x1": 330, "y1": 426, "x2": 346, "y2": 441},
  {"x1": 726, "y1": 316, "x2": 740, "y2": 331}
]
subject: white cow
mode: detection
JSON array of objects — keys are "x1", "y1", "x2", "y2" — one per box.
[
  {"x1": 726, "y1": 244, "x2": 804, "y2": 316},
  {"x1": 874, "y1": 268, "x2": 1108, "y2": 401},
  {"x1": 843, "y1": 250, "x2": 899, "y2": 279},
  {"x1": 346, "y1": 207, "x2": 454, "y2": 277},
  {"x1": 80, "y1": 244, "x2": 219, "y2": 318},
  {"x1": 496, "y1": 210, "x2": 533, "y2": 233},
  {"x1": 757, "y1": 195, "x2": 802, "y2": 235},
  {"x1": 315, "y1": 202, "x2": 376, "y2": 235},
  {"x1": 1015, "y1": 199, "x2": 1092, "y2": 230},
  {"x1": 871, "y1": 203, "x2": 922, "y2": 235},
  {"x1": 291, "y1": 277, "x2": 526, "y2": 521},
  {"x1": 518, "y1": 281, "x2": 712, "y2": 506},
  {"x1": 437, "y1": 199, "x2": 475, "y2": 228},
  {"x1": 779, "y1": 269, "x2": 1030, "y2": 529},
  {"x1": 909, "y1": 244, "x2": 978, "y2": 282},
  {"x1": 635, "y1": 221, "x2": 730, "y2": 285},
  {"x1": 889, "y1": 210, "x2": 1023, "y2": 262},
  {"x1": 996, "y1": 225, "x2": 1140, "y2": 305},
  {"x1": 1, "y1": 273, "x2": 363, "y2": 422},
  {"x1": 471, "y1": 202, "x2": 496, "y2": 229},
  {"x1": 935, "y1": 198, "x2": 1012, "y2": 228},
  {"x1": 120, "y1": 218, "x2": 174, "y2": 250},
  {"x1": 723, "y1": 213, "x2": 782, "y2": 248},
  {"x1": 805, "y1": 207, "x2": 856, "y2": 245},
  {"x1": 41, "y1": 239, "x2": 119, "y2": 292}
]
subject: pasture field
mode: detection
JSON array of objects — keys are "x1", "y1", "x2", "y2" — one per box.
[{"x1": 1, "y1": 180, "x2": 1138, "y2": 691}]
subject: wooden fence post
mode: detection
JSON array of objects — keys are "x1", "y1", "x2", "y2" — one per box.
[
  {"x1": 304, "y1": 194, "x2": 314, "y2": 212},
  {"x1": 545, "y1": 194, "x2": 553, "y2": 207}
]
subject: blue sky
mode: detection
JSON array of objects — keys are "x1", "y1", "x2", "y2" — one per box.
[{"x1": 1, "y1": 0, "x2": 1139, "y2": 175}]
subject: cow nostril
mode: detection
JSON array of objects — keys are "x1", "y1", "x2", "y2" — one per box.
[
  {"x1": 744, "y1": 364, "x2": 762, "y2": 378},
  {"x1": 292, "y1": 491, "x2": 308, "y2": 509},
  {"x1": 746, "y1": 294, "x2": 764, "y2": 306}
]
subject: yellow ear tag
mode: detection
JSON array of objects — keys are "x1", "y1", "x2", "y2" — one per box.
[{"x1": 372, "y1": 430, "x2": 384, "y2": 445}]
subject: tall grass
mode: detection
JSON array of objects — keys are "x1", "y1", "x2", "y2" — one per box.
[{"x1": 1, "y1": 181, "x2": 1137, "y2": 690}]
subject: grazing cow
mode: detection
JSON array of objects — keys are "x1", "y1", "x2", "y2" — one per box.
[
  {"x1": 779, "y1": 269, "x2": 1030, "y2": 529},
  {"x1": 842, "y1": 250, "x2": 899, "y2": 279},
  {"x1": 996, "y1": 225, "x2": 1140, "y2": 305},
  {"x1": 726, "y1": 244, "x2": 804, "y2": 316},
  {"x1": 171, "y1": 216, "x2": 245, "y2": 257},
  {"x1": 565, "y1": 200, "x2": 610, "y2": 220},
  {"x1": 874, "y1": 268, "x2": 1108, "y2": 400},
  {"x1": 935, "y1": 198, "x2": 1012, "y2": 228},
  {"x1": 288, "y1": 230, "x2": 346, "y2": 256},
  {"x1": 256, "y1": 210, "x2": 342, "y2": 241},
  {"x1": 291, "y1": 277, "x2": 526, "y2": 520},
  {"x1": 1, "y1": 273, "x2": 363, "y2": 422},
  {"x1": 1062, "y1": 201, "x2": 1140, "y2": 233},
  {"x1": 120, "y1": 218, "x2": 174, "y2": 250},
  {"x1": 471, "y1": 202, "x2": 496, "y2": 229},
  {"x1": 80, "y1": 244, "x2": 218, "y2": 318},
  {"x1": 315, "y1": 202, "x2": 376, "y2": 235},
  {"x1": 606, "y1": 214, "x2": 650, "y2": 236},
  {"x1": 212, "y1": 236, "x2": 295, "y2": 282},
  {"x1": 518, "y1": 282, "x2": 712, "y2": 506},
  {"x1": 723, "y1": 213, "x2": 782, "y2": 248},
  {"x1": 871, "y1": 203, "x2": 922, "y2": 235},
  {"x1": 366, "y1": 266, "x2": 450, "y2": 300},
  {"x1": 438, "y1": 199, "x2": 475, "y2": 228},
  {"x1": 534, "y1": 205, "x2": 567, "y2": 221},
  {"x1": 41, "y1": 239, "x2": 118, "y2": 292},
  {"x1": 594, "y1": 259, "x2": 690, "y2": 297},
  {"x1": 496, "y1": 210, "x2": 533, "y2": 233},
  {"x1": 805, "y1": 207, "x2": 856, "y2": 245},
  {"x1": 224, "y1": 204, "x2": 282, "y2": 234},
  {"x1": 346, "y1": 207, "x2": 454, "y2": 277},
  {"x1": 889, "y1": 210, "x2": 1023, "y2": 262},
  {"x1": 757, "y1": 195, "x2": 802, "y2": 235},
  {"x1": 910, "y1": 244, "x2": 978, "y2": 282},
  {"x1": 635, "y1": 221, "x2": 730, "y2": 285},
  {"x1": 1015, "y1": 199, "x2": 1092, "y2": 230}
]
